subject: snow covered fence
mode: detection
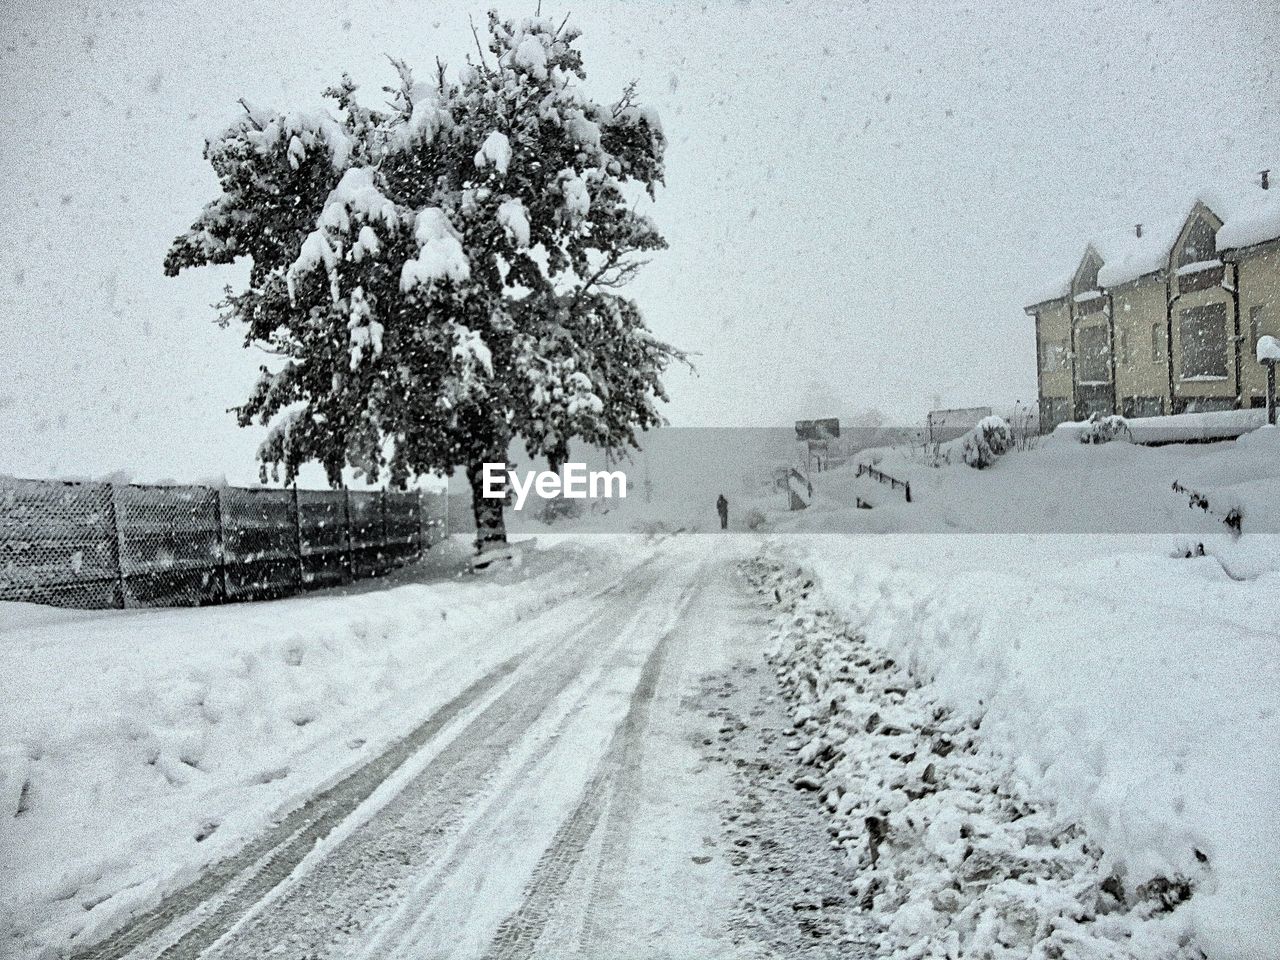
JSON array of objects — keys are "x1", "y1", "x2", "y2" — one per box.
[
  {"x1": 855, "y1": 461, "x2": 912, "y2": 501},
  {"x1": 0, "y1": 477, "x2": 448, "y2": 610},
  {"x1": 1170, "y1": 479, "x2": 1244, "y2": 535}
]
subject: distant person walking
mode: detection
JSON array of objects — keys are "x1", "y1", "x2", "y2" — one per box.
[{"x1": 716, "y1": 493, "x2": 729, "y2": 530}]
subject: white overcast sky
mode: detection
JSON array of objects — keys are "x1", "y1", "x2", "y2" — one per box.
[{"x1": 1, "y1": 0, "x2": 1276, "y2": 484}]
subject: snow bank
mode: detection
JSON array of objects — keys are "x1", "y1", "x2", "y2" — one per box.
[
  {"x1": 0, "y1": 537, "x2": 651, "y2": 956},
  {"x1": 773, "y1": 535, "x2": 1280, "y2": 959},
  {"x1": 753, "y1": 421, "x2": 1280, "y2": 536},
  {"x1": 1052, "y1": 409, "x2": 1266, "y2": 446}
]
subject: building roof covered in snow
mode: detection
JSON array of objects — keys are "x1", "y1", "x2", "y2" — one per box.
[
  {"x1": 1217, "y1": 186, "x2": 1280, "y2": 252},
  {"x1": 1026, "y1": 174, "x2": 1280, "y2": 310},
  {"x1": 1093, "y1": 216, "x2": 1184, "y2": 288}
]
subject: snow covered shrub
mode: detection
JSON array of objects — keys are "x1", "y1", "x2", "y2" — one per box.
[
  {"x1": 959, "y1": 415, "x2": 1012, "y2": 469},
  {"x1": 744, "y1": 507, "x2": 767, "y2": 530},
  {"x1": 1079, "y1": 413, "x2": 1132, "y2": 445}
]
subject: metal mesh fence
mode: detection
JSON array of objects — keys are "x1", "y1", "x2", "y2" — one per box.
[
  {"x1": 348, "y1": 490, "x2": 386, "y2": 580},
  {"x1": 298, "y1": 489, "x2": 350, "y2": 589},
  {"x1": 116, "y1": 484, "x2": 222, "y2": 607},
  {"x1": 0, "y1": 479, "x2": 121, "y2": 609},
  {"x1": 0, "y1": 477, "x2": 449, "y2": 611},
  {"x1": 421, "y1": 491, "x2": 449, "y2": 547},
  {"x1": 384, "y1": 491, "x2": 420, "y2": 567},
  {"x1": 220, "y1": 488, "x2": 300, "y2": 602}
]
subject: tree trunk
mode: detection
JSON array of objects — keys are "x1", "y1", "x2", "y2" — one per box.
[{"x1": 465, "y1": 458, "x2": 508, "y2": 551}]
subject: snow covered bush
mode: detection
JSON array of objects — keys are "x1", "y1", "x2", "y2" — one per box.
[
  {"x1": 744, "y1": 507, "x2": 767, "y2": 530},
  {"x1": 165, "y1": 13, "x2": 683, "y2": 546},
  {"x1": 959, "y1": 416, "x2": 1012, "y2": 469},
  {"x1": 1079, "y1": 413, "x2": 1132, "y2": 445}
]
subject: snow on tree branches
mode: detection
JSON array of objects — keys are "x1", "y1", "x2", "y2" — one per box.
[{"x1": 165, "y1": 12, "x2": 681, "y2": 546}]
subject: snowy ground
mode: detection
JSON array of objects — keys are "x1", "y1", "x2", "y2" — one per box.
[
  {"x1": 3, "y1": 429, "x2": 1277, "y2": 960},
  {"x1": 736, "y1": 426, "x2": 1280, "y2": 959},
  {"x1": 0, "y1": 537, "x2": 666, "y2": 955},
  {"x1": 4, "y1": 534, "x2": 829, "y2": 960},
  {"x1": 748, "y1": 423, "x2": 1280, "y2": 540},
  {"x1": 748, "y1": 549, "x2": 1278, "y2": 958}
]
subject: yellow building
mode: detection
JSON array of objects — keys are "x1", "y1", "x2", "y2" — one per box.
[{"x1": 1026, "y1": 175, "x2": 1280, "y2": 431}]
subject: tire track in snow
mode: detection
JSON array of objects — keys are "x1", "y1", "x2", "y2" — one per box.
[
  {"x1": 192, "y1": 560, "x2": 670, "y2": 960},
  {"x1": 71, "y1": 553, "x2": 661, "y2": 960},
  {"x1": 480, "y1": 572, "x2": 701, "y2": 960}
]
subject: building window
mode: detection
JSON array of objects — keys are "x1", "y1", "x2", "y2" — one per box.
[
  {"x1": 1151, "y1": 323, "x2": 1164, "y2": 363},
  {"x1": 1179, "y1": 303, "x2": 1229, "y2": 380},
  {"x1": 1119, "y1": 329, "x2": 1131, "y2": 367},
  {"x1": 1076, "y1": 324, "x2": 1110, "y2": 383},
  {"x1": 1179, "y1": 396, "x2": 1235, "y2": 413}
]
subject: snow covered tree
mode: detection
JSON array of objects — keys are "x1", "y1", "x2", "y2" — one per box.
[{"x1": 165, "y1": 13, "x2": 680, "y2": 547}]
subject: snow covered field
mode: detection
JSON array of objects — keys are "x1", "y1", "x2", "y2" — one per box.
[{"x1": 758, "y1": 537, "x2": 1278, "y2": 958}]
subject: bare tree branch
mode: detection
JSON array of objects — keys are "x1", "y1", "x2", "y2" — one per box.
[
  {"x1": 469, "y1": 15, "x2": 491, "y2": 73},
  {"x1": 237, "y1": 98, "x2": 263, "y2": 130}
]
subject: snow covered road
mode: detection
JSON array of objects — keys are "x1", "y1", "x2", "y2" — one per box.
[
  {"x1": 9, "y1": 526, "x2": 1273, "y2": 960},
  {"x1": 47, "y1": 538, "x2": 790, "y2": 960}
]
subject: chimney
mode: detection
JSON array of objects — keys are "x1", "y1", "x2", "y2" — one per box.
[
  {"x1": 1135, "y1": 223, "x2": 1143, "y2": 238},
  {"x1": 1262, "y1": 169, "x2": 1271, "y2": 191}
]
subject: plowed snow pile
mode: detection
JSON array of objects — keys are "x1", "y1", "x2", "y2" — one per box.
[{"x1": 751, "y1": 542, "x2": 1278, "y2": 959}]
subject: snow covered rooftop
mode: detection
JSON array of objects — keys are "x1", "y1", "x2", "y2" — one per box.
[
  {"x1": 1217, "y1": 185, "x2": 1280, "y2": 251},
  {"x1": 1028, "y1": 176, "x2": 1279, "y2": 308},
  {"x1": 1093, "y1": 216, "x2": 1183, "y2": 287},
  {"x1": 1024, "y1": 276, "x2": 1069, "y2": 309}
]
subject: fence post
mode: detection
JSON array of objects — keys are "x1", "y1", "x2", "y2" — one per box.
[
  {"x1": 104, "y1": 483, "x2": 127, "y2": 609},
  {"x1": 342, "y1": 488, "x2": 353, "y2": 583},
  {"x1": 211, "y1": 487, "x2": 228, "y2": 604},
  {"x1": 379, "y1": 489, "x2": 389, "y2": 571},
  {"x1": 291, "y1": 485, "x2": 304, "y2": 590},
  {"x1": 414, "y1": 490, "x2": 423, "y2": 559},
  {"x1": 905, "y1": 482, "x2": 912, "y2": 504}
]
